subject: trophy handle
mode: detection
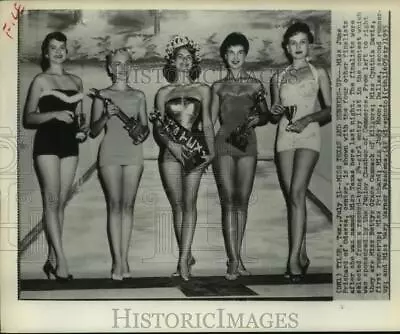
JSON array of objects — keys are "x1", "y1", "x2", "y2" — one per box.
[{"x1": 149, "y1": 110, "x2": 162, "y2": 122}]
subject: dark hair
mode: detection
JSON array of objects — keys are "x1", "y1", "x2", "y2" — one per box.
[
  {"x1": 162, "y1": 45, "x2": 201, "y2": 83},
  {"x1": 40, "y1": 31, "x2": 67, "y2": 71},
  {"x1": 281, "y1": 22, "x2": 314, "y2": 61},
  {"x1": 219, "y1": 32, "x2": 249, "y2": 67}
]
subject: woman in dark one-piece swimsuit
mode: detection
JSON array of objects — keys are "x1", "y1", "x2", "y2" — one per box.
[
  {"x1": 23, "y1": 32, "x2": 88, "y2": 281},
  {"x1": 211, "y1": 32, "x2": 270, "y2": 280},
  {"x1": 153, "y1": 36, "x2": 215, "y2": 281}
]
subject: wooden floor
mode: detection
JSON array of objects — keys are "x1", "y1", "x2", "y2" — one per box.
[{"x1": 19, "y1": 160, "x2": 333, "y2": 299}]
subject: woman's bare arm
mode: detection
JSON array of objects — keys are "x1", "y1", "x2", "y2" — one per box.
[
  {"x1": 269, "y1": 71, "x2": 285, "y2": 124},
  {"x1": 90, "y1": 91, "x2": 108, "y2": 138},
  {"x1": 153, "y1": 87, "x2": 172, "y2": 148},
  {"x1": 302, "y1": 67, "x2": 332, "y2": 124},
  {"x1": 200, "y1": 85, "x2": 215, "y2": 156},
  {"x1": 23, "y1": 75, "x2": 69, "y2": 128},
  {"x1": 210, "y1": 83, "x2": 220, "y2": 126},
  {"x1": 253, "y1": 81, "x2": 271, "y2": 126}
]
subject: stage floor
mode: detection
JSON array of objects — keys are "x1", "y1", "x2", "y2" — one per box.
[{"x1": 20, "y1": 160, "x2": 333, "y2": 300}]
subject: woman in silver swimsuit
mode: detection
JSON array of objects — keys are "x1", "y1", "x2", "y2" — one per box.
[
  {"x1": 153, "y1": 36, "x2": 215, "y2": 281},
  {"x1": 23, "y1": 32, "x2": 88, "y2": 281},
  {"x1": 270, "y1": 22, "x2": 332, "y2": 283},
  {"x1": 90, "y1": 48, "x2": 149, "y2": 280}
]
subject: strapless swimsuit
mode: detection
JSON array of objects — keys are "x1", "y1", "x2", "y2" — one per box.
[
  {"x1": 158, "y1": 96, "x2": 203, "y2": 164},
  {"x1": 98, "y1": 91, "x2": 144, "y2": 167},
  {"x1": 215, "y1": 83, "x2": 258, "y2": 157},
  {"x1": 33, "y1": 89, "x2": 83, "y2": 158}
]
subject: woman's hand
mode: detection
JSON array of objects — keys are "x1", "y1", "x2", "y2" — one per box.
[
  {"x1": 105, "y1": 102, "x2": 119, "y2": 118},
  {"x1": 199, "y1": 153, "x2": 215, "y2": 171},
  {"x1": 54, "y1": 110, "x2": 75, "y2": 124},
  {"x1": 76, "y1": 124, "x2": 90, "y2": 142},
  {"x1": 247, "y1": 113, "x2": 261, "y2": 128},
  {"x1": 286, "y1": 116, "x2": 310, "y2": 133},
  {"x1": 270, "y1": 104, "x2": 285, "y2": 117},
  {"x1": 128, "y1": 124, "x2": 150, "y2": 144}
]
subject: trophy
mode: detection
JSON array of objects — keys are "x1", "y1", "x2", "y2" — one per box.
[
  {"x1": 74, "y1": 110, "x2": 87, "y2": 143},
  {"x1": 226, "y1": 88, "x2": 266, "y2": 152},
  {"x1": 149, "y1": 110, "x2": 209, "y2": 173},
  {"x1": 284, "y1": 105, "x2": 298, "y2": 130},
  {"x1": 88, "y1": 88, "x2": 149, "y2": 145}
]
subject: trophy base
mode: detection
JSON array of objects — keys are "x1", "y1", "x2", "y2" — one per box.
[{"x1": 75, "y1": 132, "x2": 87, "y2": 143}]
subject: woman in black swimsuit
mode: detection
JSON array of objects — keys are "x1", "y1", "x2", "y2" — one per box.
[
  {"x1": 153, "y1": 36, "x2": 215, "y2": 281},
  {"x1": 23, "y1": 32, "x2": 87, "y2": 281}
]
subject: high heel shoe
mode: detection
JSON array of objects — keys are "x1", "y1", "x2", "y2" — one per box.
[
  {"x1": 238, "y1": 260, "x2": 251, "y2": 276},
  {"x1": 302, "y1": 259, "x2": 310, "y2": 276},
  {"x1": 172, "y1": 256, "x2": 195, "y2": 278},
  {"x1": 225, "y1": 260, "x2": 239, "y2": 281},
  {"x1": 43, "y1": 261, "x2": 73, "y2": 281},
  {"x1": 226, "y1": 260, "x2": 251, "y2": 276},
  {"x1": 111, "y1": 270, "x2": 123, "y2": 281},
  {"x1": 288, "y1": 273, "x2": 305, "y2": 284},
  {"x1": 43, "y1": 260, "x2": 54, "y2": 280},
  {"x1": 284, "y1": 258, "x2": 310, "y2": 279},
  {"x1": 53, "y1": 272, "x2": 74, "y2": 282},
  {"x1": 178, "y1": 260, "x2": 191, "y2": 282},
  {"x1": 122, "y1": 263, "x2": 133, "y2": 279},
  {"x1": 122, "y1": 272, "x2": 133, "y2": 279},
  {"x1": 287, "y1": 260, "x2": 310, "y2": 284}
]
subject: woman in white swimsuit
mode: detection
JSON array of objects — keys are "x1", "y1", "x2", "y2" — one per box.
[{"x1": 270, "y1": 22, "x2": 332, "y2": 283}]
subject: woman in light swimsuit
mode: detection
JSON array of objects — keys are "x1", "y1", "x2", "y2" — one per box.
[
  {"x1": 270, "y1": 22, "x2": 332, "y2": 283},
  {"x1": 90, "y1": 48, "x2": 149, "y2": 280},
  {"x1": 211, "y1": 32, "x2": 270, "y2": 280},
  {"x1": 23, "y1": 32, "x2": 88, "y2": 281},
  {"x1": 153, "y1": 36, "x2": 215, "y2": 281}
]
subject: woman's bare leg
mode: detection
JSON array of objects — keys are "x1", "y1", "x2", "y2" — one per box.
[
  {"x1": 288, "y1": 149, "x2": 319, "y2": 275},
  {"x1": 276, "y1": 150, "x2": 295, "y2": 272},
  {"x1": 159, "y1": 162, "x2": 185, "y2": 272},
  {"x1": 178, "y1": 168, "x2": 203, "y2": 279},
  {"x1": 36, "y1": 155, "x2": 69, "y2": 277},
  {"x1": 100, "y1": 165, "x2": 123, "y2": 276},
  {"x1": 235, "y1": 156, "x2": 257, "y2": 272},
  {"x1": 46, "y1": 156, "x2": 78, "y2": 267},
  {"x1": 120, "y1": 164, "x2": 144, "y2": 274},
  {"x1": 213, "y1": 155, "x2": 239, "y2": 275}
]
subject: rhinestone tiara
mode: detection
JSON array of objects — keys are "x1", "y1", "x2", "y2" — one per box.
[{"x1": 165, "y1": 35, "x2": 201, "y2": 62}]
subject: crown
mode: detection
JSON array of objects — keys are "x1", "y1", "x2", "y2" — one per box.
[{"x1": 165, "y1": 35, "x2": 201, "y2": 62}]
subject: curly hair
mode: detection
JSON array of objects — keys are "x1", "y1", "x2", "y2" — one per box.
[
  {"x1": 281, "y1": 22, "x2": 314, "y2": 61},
  {"x1": 105, "y1": 48, "x2": 132, "y2": 79},
  {"x1": 40, "y1": 31, "x2": 67, "y2": 71},
  {"x1": 219, "y1": 32, "x2": 249, "y2": 68},
  {"x1": 162, "y1": 45, "x2": 201, "y2": 83}
]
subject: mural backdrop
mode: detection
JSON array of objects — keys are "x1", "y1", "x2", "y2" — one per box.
[{"x1": 20, "y1": 10, "x2": 331, "y2": 68}]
